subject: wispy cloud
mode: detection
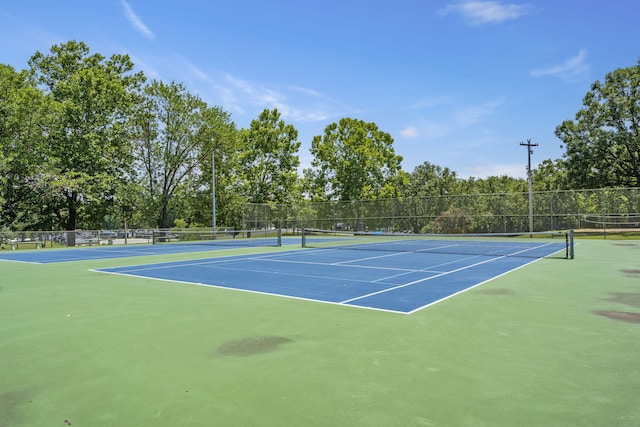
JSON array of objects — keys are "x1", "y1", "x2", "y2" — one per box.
[
  {"x1": 121, "y1": 0, "x2": 155, "y2": 40},
  {"x1": 405, "y1": 96, "x2": 451, "y2": 111},
  {"x1": 400, "y1": 126, "x2": 419, "y2": 138},
  {"x1": 398, "y1": 97, "x2": 502, "y2": 142},
  {"x1": 453, "y1": 98, "x2": 504, "y2": 126},
  {"x1": 127, "y1": 54, "x2": 161, "y2": 80},
  {"x1": 221, "y1": 73, "x2": 332, "y2": 123},
  {"x1": 186, "y1": 63, "x2": 211, "y2": 83},
  {"x1": 531, "y1": 49, "x2": 589, "y2": 81},
  {"x1": 288, "y1": 85, "x2": 325, "y2": 98},
  {"x1": 439, "y1": 1, "x2": 532, "y2": 25},
  {"x1": 461, "y1": 163, "x2": 526, "y2": 179}
]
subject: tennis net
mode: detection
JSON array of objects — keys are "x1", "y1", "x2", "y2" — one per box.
[
  {"x1": 301, "y1": 228, "x2": 574, "y2": 259},
  {"x1": 152, "y1": 229, "x2": 282, "y2": 248}
]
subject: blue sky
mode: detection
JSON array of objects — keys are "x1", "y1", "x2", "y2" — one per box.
[{"x1": 1, "y1": 1, "x2": 638, "y2": 178}]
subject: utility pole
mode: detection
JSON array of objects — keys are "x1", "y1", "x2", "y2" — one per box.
[{"x1": 520, "y1": 139, "x2": 538, "y2": 234}]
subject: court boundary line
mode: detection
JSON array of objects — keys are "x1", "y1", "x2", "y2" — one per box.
[
  {"x1": 406, "y1": 257, "x2": 542, "y2": 314},
  {"x1": 93, "y1": 268, "x2": 409, "y2": 314},
  {"x1": 95, "y1": 258, "x2": 407, "y2": 287},
  {"x1": 0, "y1": 258, "x2": 44, "y2": 265},
  {"x1": 340, "y1": 253, "x2": 510, "y2": 304},
  {"x1": 92, "y1": 252, "x2": 544, "y2": 315},
  {"x1": 90, "y1": 242, "x2": 565, "y2": 314}
]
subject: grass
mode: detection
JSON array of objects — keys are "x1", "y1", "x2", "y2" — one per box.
[{"x1": 1, "y1": 239, "x2": 639, "y2": 426}]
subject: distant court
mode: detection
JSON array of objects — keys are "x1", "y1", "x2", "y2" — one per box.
[{"x1": 0, "y1": 236, "x2": 295, "y2": 264}]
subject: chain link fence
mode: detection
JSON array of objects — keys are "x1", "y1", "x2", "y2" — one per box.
[{"x1": 243, "y1": 187, "x2": 640, "y2": 234}]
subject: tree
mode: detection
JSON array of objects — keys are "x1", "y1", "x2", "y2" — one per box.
[
  {"x1": 180, "y1": 106, "x2": 239, "y2": 229},
  {"x1": 133, "y1": 80, "x2": 236, "y2": 229},
  {"x1": 238, "y1": 108, "x2": 301, "y2": 204},
  {"x1": 305, "y1": 118, "x2": 404, "y2": 201},
  {"x1": 555, "y1": 60, "x2": 640, "y2": 188},
  {"x1": 403, "y1": 162, "x2": 461, "y2": 197},
  {"x1": 532, "y1": 159, "x2": 568, "y2": 191},
  {"x1": 397, "y1": 162, "x2": 461, "y2": 233},
  {"x1": 0, "y1": 64, "x2": 50, "y2": 229},
  {"x1": 461, "y1": 175, "x2": 527, "y2": 194},
  {"x1": 27, "y1": 41, "x2": 145, "y2": 241}
]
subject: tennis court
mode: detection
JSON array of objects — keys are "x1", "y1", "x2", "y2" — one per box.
[
  {"x1": 0, "y1": 231, "x2": 288, "y2": 264},
  {"x1": 2, "y1": 235, "x2": 639, "y2": 426},
  {"x1": 96, "y1": 233, "x2": 568, "y2": 313}
]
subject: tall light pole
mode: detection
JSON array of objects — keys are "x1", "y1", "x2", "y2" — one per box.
[
  {"x1": 520, "y1": 139, "x2": 538, "y2": 234},
  {"x1": 212, "y1": 148, "x2": 216, "y2": 233}
]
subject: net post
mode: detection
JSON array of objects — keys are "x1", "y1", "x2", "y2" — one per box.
[
  {"x1": 568, "y1": 229, "x2": 574, "y2": 259},
  {"x1": 276, "y1": 228, "x2": 282, "y2": 247},
  {"x1": 152, "y1": 230, "x2": 156, "y2": 245},
  {"x1": 301, "y1": 228, "x2": 306, "y2": 248}
]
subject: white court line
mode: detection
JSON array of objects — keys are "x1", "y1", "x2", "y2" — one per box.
[
  {"x1": 331, "y1": 249, "x2": 418, "y2": 265},
  {"x1": 0, "y1": 258, "x2": 44, "y2": 265},
  {"x1": 97, "y1": 257, "x2": 251, "y2": 273},
  {"x1": 93, "y1": 242, "x2": 565, "y2": 315},
  {"x1": 261, "y1": 247, "x2": 495, "y2": 284},
  {"x1": 94, "y1": 269, "x2": 411, "y2": 315},
  {"x1": 371, "y1": 253, "x2": 487, "y2": 283},
  {"x1": 340, "y1": 254, "x2": 510, "y2": 304},
  {"x1": 341, "y1": 241, "x2": 564, "y2": 306},
  {"x1": 262, "y1": 257, "x2": 415, "y2": 273},
  {"x1": 405, "y1": 257, "x2": 545, "y2": 314},
  {"x1": 197, "y1": 263, "x2": 382, "y2": 284}
]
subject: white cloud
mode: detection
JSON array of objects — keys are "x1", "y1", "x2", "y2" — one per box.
[
  {"x1": 460, "y1": 163, "x2": 526, "y2": 179},
  {"x1": 220, "y1": 73, "x2": 332, "y2": 123},
  {"x1": 397, "y1": 98, "x2": 501, "y2": 146},
  {"x1": 400, "y1": 126, "x2": 419, "y2": 138},
  {"x1": 186, "y1": 63, "x2": 212, "y2": 83},
  {"x1": 121, "y1": 0, "x2": 155, "y2": 40},
  {"x1": 405, "y1": 96, "x2": 450, "y2": 111},
  {"x1": 400, "y1": 120, "x2": 451, "y2": 141},
  {"x1": 453, "y1": 98, "x2": 503, "y2": 126},
  {"x1": 439, "y1": 1, "x2": 531, "y2": 25},
  {"x1": 224, "y1": 73, "x2": 255, "y2": 95},
  {"x1": 128, "y1": 54, "x2": 161, "y2": 80},
  {"x1": 288, "y1": 85, "x2": 325, "y2": 98},
  {"x1": 531, "y1": 49, "x2": 589, "y2": 81},
  {"x1": 132, "y1": 51, "x2": 341, "y2": 127}
]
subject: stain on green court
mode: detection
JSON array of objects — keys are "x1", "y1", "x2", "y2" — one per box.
[{"x1": 217, "y1": 336, "x2": 293, "y2": 357}]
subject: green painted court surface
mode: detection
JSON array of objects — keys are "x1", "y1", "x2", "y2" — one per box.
[{"x1": 1, "y1": 239, "x2": 639, "y2": 426}]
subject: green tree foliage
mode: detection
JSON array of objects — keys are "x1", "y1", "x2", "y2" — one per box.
[
  {"x1": 238, "y1": 108, "x2": 301, "y2": 204},
  {"x1": 26, "y1": 41, "x2": 145, "y2": 238},
  {"x1": 305, "y1": 118, "x2": 404, "y2": 201},
  {"x1": 0, "y1": 64, "x2": 50, "y2": 228},
  {"x1": 14, "y1": 41, "x2": 640, "y2": 234},
  {"x1": 403, "y1": 162, "x2": 461, "y2": 197},
  {"x1": 393, "y1": 162, "x2": 461, "y2": 233},
  {"x1": 425, "y1": 207, "x2": 470, "y2": 234},
  {"x1": 462, "y1": 175, "x2": 527, "y2": 194},
  {"x1": 532, "y1": 159, "x2": 568, "y2": 191},
  {"x1": 556, "y1": 60, "x2": 640, "y2": 188},
  {"x1": 134, "y1": 80, "x2": 229, "y2": 229},
  {"x1": 182, "y1": 106, "x2": 239, "y2": 229}
]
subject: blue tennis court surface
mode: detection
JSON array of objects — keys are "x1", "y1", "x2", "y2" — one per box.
[
  {"x1": 0, "y1": 237, "x2": 297, "y2": 264},
  {"x1": 96, "y1": 241, "x2": 566, "y2": 314}
]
